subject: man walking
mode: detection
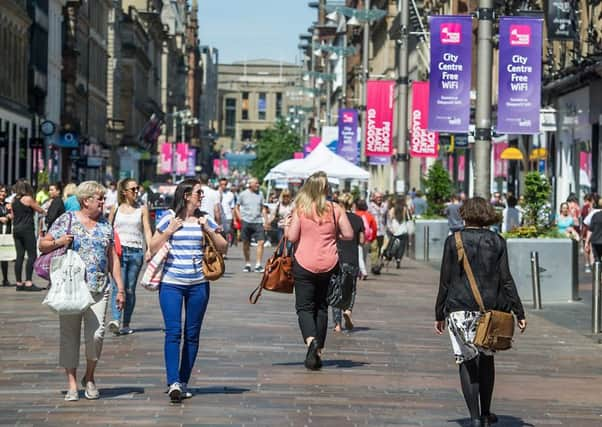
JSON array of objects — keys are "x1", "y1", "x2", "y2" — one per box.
[
  {"x1": 235, "y1": 178, "x2": 267, "y2": 272},
  {"x1": 369, "y1": 192, "x2": 388, "y2": 273},
  {"x1": 199, "y1": 173, "x2": 221, "y2": 224}
]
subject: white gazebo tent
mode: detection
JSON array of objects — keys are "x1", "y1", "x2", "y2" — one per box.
[{"x1": 263, "y1": 143, "x2": 369, "y2": 182}]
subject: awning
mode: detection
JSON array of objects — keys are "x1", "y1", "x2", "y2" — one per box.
[
  {"x1": 529, "y1": 147, "x2": 548, "y2": 161},
  {"x1": 500, "y1": 147, "x2": 524, "y2": 160}
]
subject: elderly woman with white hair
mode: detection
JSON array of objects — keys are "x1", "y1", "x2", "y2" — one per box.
[{"x1": 39, "y1": 181, "x2": 126, "y2": 402}]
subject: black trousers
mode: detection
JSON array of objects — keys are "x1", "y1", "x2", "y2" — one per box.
[
  {"x1": 293, "y1": 262, "x2": 336, "y2": 348},
  {"x1": 13, "y1": 226, "x2": 36, "y2": 282}
]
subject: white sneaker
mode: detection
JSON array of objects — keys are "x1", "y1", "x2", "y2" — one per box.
[
  {"x1": 107, "y1": 320, "x2": 120, "y2": 335},
  {"x1": 181, "y1": 383, "x2": 193, "y2": 399},
  {"x1": 81, "y1": 377, "x2": 99, "y2": 400},
  {"x1": 264, "y1": 241, "x2": 272, "y2": 247},
  {"x1": 168, "y1": 382, "x2": 182, "y2": 403},
  {"x1": 64, "y1": 389, "x2": 79, "y2": 401}
]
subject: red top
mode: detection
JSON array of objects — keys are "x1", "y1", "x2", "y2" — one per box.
[
  {"x1": 355, "y1": 210, "x2": 378, "y2": 242},
  {"x1": 287, "y1": 203, "x2": 353, "y2": 273}
]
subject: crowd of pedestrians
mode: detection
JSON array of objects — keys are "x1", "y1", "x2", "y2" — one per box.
[{"x1": 0, "y1": 172, "x2": 539, "y2": 425}]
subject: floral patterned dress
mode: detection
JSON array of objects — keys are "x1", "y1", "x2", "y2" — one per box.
[
  {"x1": 447, "y1": 311, "x2": 494, "y2": 364},
  {"x1": 48, "y1": 212, "x2": 114, "y2": 294}
]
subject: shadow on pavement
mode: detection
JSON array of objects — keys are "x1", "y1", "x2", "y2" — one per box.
[
  {"x1": 125, "y1": 327, "x2": 164, "y2": 334},
  {"x1": 272, "y1": 360, "x2": 368, "y2": 369},
  {"x1": 98, "y1": 387, "x2": 146, "y2": 398},
  {"x1": 449, "y1": 415, "x2": 533, "y2": 426},
  {"x1": 344, "y1": 326, "x2": 372, "y2": 333},
  {"x1": 189, "y1": 386, "x2": 249, "y2": 395}
]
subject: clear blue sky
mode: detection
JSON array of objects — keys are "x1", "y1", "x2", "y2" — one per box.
[{"x1": 197, "y1": 0, "x2": 315, "y2": 64}]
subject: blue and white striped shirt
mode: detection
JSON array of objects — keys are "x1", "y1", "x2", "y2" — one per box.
[{"x1": 157, "y1": 211, "x2": 218, "y2": 285}]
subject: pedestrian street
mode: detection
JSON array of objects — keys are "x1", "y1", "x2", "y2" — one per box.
[{"x1": 1, "y1": 246, "x2": 601, "y2": 426}]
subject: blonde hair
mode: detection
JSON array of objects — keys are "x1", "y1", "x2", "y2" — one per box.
[
  {"x1": 76, "y1": 181, "x2": 106, "y2": 205},
  {"x1": 63, "y1": 183, "x2": 77, "y2": 201},
  {"x1": 294, "y1": 171, "x2": 330, "y2": 218},
  {"x1": 279, "y1": 189, "x2": 291, "y2": 203},
  {"x1": 338, "y1": 192, "x2": 354, "y2": 211}
]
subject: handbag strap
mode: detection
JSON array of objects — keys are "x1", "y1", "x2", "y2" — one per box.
[
  {"x1": 331, "y1": 202, "x2": 343, "y2": 260},
  {"x1": 454, "y1": 231, "x2": 486, "y2": 313}
]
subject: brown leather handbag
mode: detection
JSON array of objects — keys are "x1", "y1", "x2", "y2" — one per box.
[
  {"x1": 454, "y1": 232, "x2": 515, "y2": 351},
  {"x1": 202, "y1": 231, "x2": 225, "y2": 281},
  {"x1": 249, "y1": 236, "x2": 294, "y2": 304}
]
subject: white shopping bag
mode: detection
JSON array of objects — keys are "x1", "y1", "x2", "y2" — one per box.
[{"x1": 43, "y1": 249, "x2": 95, "y2": 315}]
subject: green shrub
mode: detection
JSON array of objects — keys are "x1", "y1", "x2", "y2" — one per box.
[{"x1": 422, "y1": 161, "x2": 453, "y2": 217}]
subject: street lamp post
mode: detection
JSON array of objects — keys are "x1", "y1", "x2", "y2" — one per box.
[
  {"x1": 396, "y1": 0, "x2": 410, "y2": 193},
  {"x1": 474, "y1": 0, "x2": 494, "y2": 198}
]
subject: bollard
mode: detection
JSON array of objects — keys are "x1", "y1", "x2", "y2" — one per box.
[
  {"x1": 592, "y1": 261, "x2": 601, "y2": 335},
  {"x1": 424, "y1": 226, "x2": 430, "y2": 263},
  {"x1": 530, "y1": 251, "x2": 542, "y2": 310}
]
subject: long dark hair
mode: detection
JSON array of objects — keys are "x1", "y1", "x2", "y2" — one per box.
[
  {"x1": 13, "y1": 179, "x2": 33, "y2": 198},
  {"x1": 393, "y1": 196, "x2": 408, "y2": 223},
  {"x1": 171, "y1": 179, "x2": 200, "y2": 219}
]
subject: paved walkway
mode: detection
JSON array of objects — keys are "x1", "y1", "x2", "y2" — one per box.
[{"x1": 0, "y1": 247, "x2": 601, "y2": 426}]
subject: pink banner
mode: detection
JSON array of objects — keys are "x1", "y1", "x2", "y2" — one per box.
[
  {"x1": 220, "y1": 159, "x2": 229, "y2": 176},
  {"x1": 493, "y1": 142, "x2": 508, "y2": 178},
  {"x1": 410, "y1": 81, "x2": 439, "y2": 158},
  {"x1": 458, "y1": 154, "x2": 465, "y2": 182},
  {"x1": 176, "y1": 143, "x2": 189, "y2": 174},
  {"x1": 213, "y1": 159, "x2": 221, "y2": 176},
  {"x1": 293, "y1": 152, "x2": 304, "y2": 159},
  {"x1": 304, "y1": 136, "x2": 321, "y2": 155},
  {"x1": 365, "y1": 80, "x2": 395, "y2": 156},
  {"x1": 160, "y1": 143, "x2": 173, "y2": 174}
]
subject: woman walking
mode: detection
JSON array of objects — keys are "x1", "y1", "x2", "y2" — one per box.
[
  {"x1": 331, "y1": 192, "x2": 363, "y2": 332},
  {"x1": 269, "y1": 189, "x2": 294, "y2": 243},
  {"x1": 12, "y1": 180, "x2": 45, "y2": 291},
  {"x1": 39, "y1": 181, "x2": 125, "y2": 401},
  {"x1": 107, "y1": 178, "x2": 153, "y2": 335},
  {"x1": 0, "y1": 185, "x2": 12, "y2": 286},
  {"x1": 434, "y1": 197, "x2": 527, "y2": 426},
  {"x1": 382, "y1": 195, "x2": 411, "y2": 269},
  {"x1": 149, "y1": 179, "x2": 227, "y2": 403},
  {"x1": 285, "y1": 171, "x2": 353, "y2": 370}
]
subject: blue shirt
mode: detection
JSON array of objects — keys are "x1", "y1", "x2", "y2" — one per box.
[
  {"x1": 157, "y1": 211, "x2": 218, "y2": 285},
  {"x1": 64, "y1": 195, "x2": 80, "y2": 211}
]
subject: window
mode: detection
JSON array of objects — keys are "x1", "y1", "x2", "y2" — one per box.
[
  {"x1": 276, "y1": 92, "x2": 282, "y2": 118},
  {"x1": 258, "y1": 92, "x2": 267, "y2": 120},
  {"x1": 242, "y1": 129, "x2": 253, "y2": 141},
  {"x1": 241, "y1": 91, "x2": 249, "y2": 120},
  {"x1": 224, "y1": 98, "x2": 236, "y2": 137}
]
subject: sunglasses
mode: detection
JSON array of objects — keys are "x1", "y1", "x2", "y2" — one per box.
[
  {"x1": 125, "y1": 186, "x2": 140, "y2": 193},
  {"x1": 90, "y1": 196, "x2": 105, "y2": 202}
]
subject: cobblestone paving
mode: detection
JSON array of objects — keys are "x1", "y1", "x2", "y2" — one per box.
[{"x1": 1, "y1": 248, "x2": 601, "y2": 426}]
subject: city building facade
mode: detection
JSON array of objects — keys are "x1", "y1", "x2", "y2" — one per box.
[
  {"x1": 0, "y1": 0, "x2": 32, "y2": 185},
  {"x1": 217, "y1": 59, "x2": 301, "y2": 153}
]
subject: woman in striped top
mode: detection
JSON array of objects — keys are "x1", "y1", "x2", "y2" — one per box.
[{"x1": 149, "y1": 179, "x2": 227, "y2": 403}]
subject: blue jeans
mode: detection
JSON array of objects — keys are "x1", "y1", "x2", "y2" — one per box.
[
  {"x1": 111, "y1": 246, "x2": 144, "y2": 326},
  {"x1": 159, "y1": 283, "x2": 210, "y2": 385}
]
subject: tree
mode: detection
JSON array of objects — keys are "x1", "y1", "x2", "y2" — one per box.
[
  {"x1": 422, "y1": 161, "x2": 453, "y2": 217},
  {"x1": 522, "y1": 171, "x2": 552, "y2": 228},
  {"x1": 251, "y1": 119, "x2": 302, "y2": 181}
]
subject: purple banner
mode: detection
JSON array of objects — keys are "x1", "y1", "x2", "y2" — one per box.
[
  {"x1": 497, "y1": 17, "x2": 542, "y2": 134},
  {"x1": 369, "y1": 156, "x2": 391, "y2": 165},
  {"x1": 186, "y1": 148, "x2": 196, "y2": 176},
  {"x1": 337, "y1": 109, "x2": 359, "y2": 164},
  {"x1": 428, "y1": 16, "x2": 472, "y2": 133}
]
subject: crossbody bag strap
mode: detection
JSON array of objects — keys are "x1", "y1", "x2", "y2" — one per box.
[
  {"x1": 331, "y1": 202, "x2": 342, "y2": 258},
  {"x1": 454, "y1": 232, "x2": 486, "y2": 313}
]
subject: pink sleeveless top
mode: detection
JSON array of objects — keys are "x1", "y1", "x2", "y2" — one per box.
[{"x1": 287, "y1": 206, "x2": 340, "y2": 273}]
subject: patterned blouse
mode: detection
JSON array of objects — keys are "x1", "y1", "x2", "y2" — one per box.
[{"x1": 49, "y1": 212, "x2": 114, "y2": 293}]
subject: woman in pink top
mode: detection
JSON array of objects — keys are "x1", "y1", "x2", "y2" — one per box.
[{"x1": 285, "y1": 172, "x2": 353, "y2": 370}]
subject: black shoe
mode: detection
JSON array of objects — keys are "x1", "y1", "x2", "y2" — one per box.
[
  {"x1": 482, "y1": 413, "x2": 497, "y2": 424},
  {"x1": 2, "y1": 280, "x2": 10, "y2": 287},
  {"x1": 304, "y1": 340, "x2": 320, "y2": 370},
  {"x1": 315, "y1": 353, "x2": 323, "y2": 370},
  {"x1": 470, "y1": 418, "x2": 483, "y2": 427},
  {"x1": 23, "y1": 284, "x2": 44, "y2": 292},
  {"x1": 396, "y1": 260, "x2": 401, "y2": 269},
  {"x1": 15, "y1": 284, "x2": 24, "y2": 291}
]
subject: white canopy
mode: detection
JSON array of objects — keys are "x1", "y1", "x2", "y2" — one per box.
[{"x1": 263, "y1": 143, "x2": 370, "y2": 182}]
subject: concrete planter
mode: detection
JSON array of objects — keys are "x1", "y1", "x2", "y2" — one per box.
[
  {"x1": 506, "y1": 238, "x2": 578, "y2": 304},
  {"x1": 413, "y1": 219, "x2": 449, "y2": 263}
]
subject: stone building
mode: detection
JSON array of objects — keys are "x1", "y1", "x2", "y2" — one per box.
[
  {"x1": 61, "y1": 0, "x2": 111, "y2": 183},
  {"x1": 217, "y1": 60, "x2": 301, "y2": 152},
  {"x1": 0, "y1": 0, "x2": 31, "y2": 185},
  {"x1": 199, "y1": 45, "x2": 219, "y2": 174}
]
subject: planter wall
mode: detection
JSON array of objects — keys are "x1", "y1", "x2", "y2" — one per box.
[
  {"x1": 414, "y1": 219, "x2": 449, "y2": 263},
  {"x1": 506, "y1": 238, "x2": 578, "y2": 303}
]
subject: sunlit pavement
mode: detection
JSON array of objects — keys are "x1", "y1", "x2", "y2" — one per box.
[{"x1": 1, "y1": 246, "x2": 601, "y2": 426}]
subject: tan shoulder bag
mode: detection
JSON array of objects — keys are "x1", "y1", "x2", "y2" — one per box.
[{"x1": 454, "y1": 232, "x2": 515, "y2": 351}]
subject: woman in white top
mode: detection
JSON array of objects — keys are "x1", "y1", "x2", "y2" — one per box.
[{"x1": 107, "y1": 178, "x2": 152, "y2": 335}]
